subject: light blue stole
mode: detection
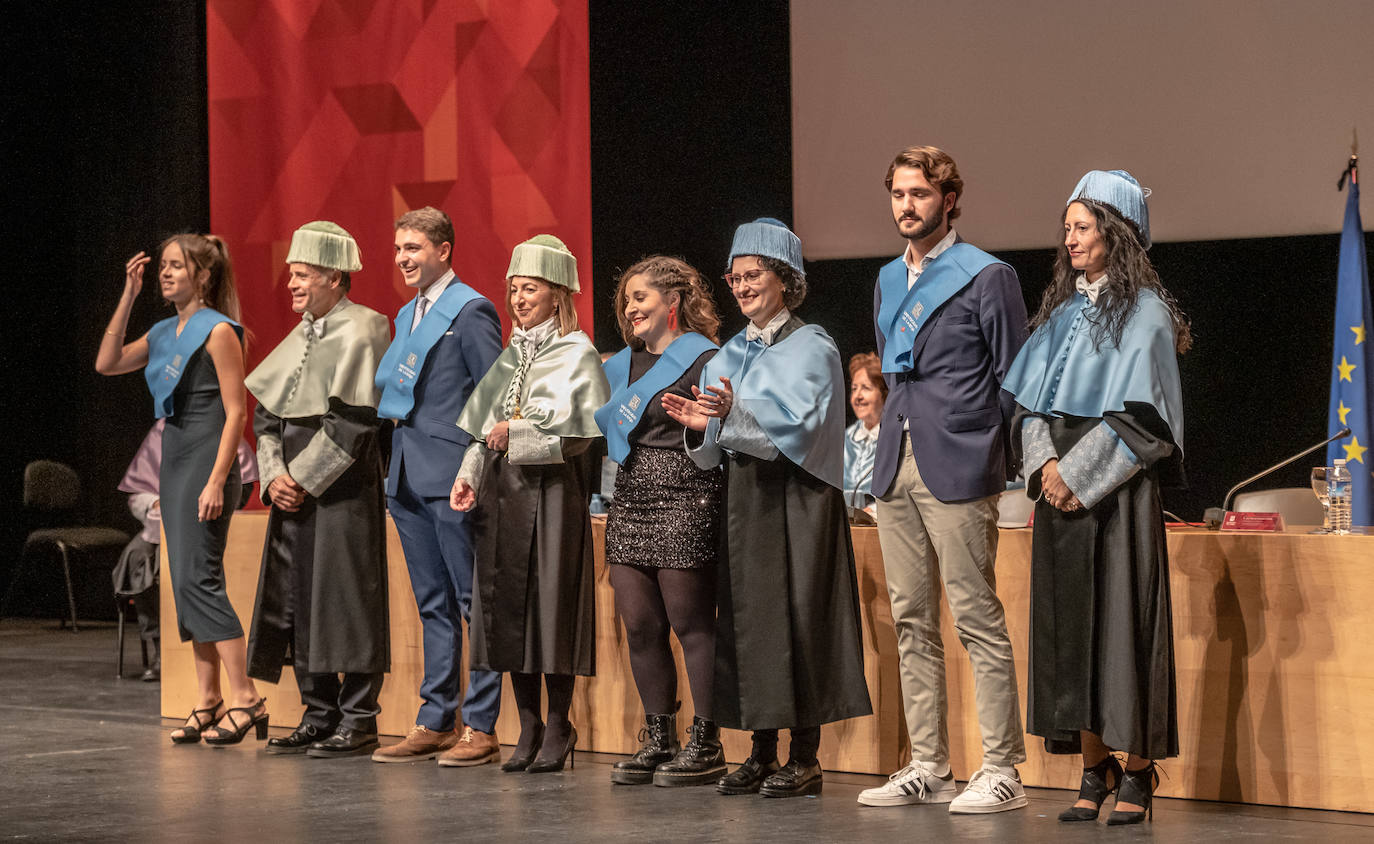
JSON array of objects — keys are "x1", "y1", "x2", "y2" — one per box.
[
  {"x1": 144, "y1": 309, "x2": 240, "y2": 419},
  {"x1": 595, "y1": 332, "x2": 717, "y2": 464},
  {"x1": 877, "y1": 243, "x2": 1002, "y2": 373},
  {"x1": 701, "y1": 322, "x2": 846, "y2": 489},
  {"x1": 376, "y1": 281, "x2": 484, "y2": 420},
  {"x1": 1003, "y1": 289, "x2": 1185, "y2": 451}
]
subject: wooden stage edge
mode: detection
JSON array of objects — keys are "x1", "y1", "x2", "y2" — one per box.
[{"x1": 162, "y1": 512, "x2": 1374, "y2": 813}]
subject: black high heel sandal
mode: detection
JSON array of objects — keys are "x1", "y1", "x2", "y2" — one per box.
[
  {"x1": 1058, "y1": 754, "x2": 1123, "y2": 821},
  {"x1": 1106, "y1": 762, "x2": 1159, "y2": 825},
  {"x1": 500, "y1": 724, "x2": 545, "y2": 773},
  {"x1": 527, "y1": 725, "x2": 577, "y2": 773},
  {"x1": 203, "y1": 698, "x2": 269, "y2": 747},
  {"x1": 170, "y1": 700, "x2": 223, "y2": 745}
]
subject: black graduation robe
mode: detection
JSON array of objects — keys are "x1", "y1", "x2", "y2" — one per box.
[
  {"x1": 246, "y1": 400, "x2": 389, "y2": 679},
  {"x1": 1015, "y1": 404, "x2": 1181, "y2": 760}
]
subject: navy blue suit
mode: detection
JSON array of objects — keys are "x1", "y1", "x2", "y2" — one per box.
[
  {"x1": 872, "y1": 256, "x2": 1028, "y2": 502},
  {"x1": 385, "y1": 292, "x2": 503, "y2": 733}
]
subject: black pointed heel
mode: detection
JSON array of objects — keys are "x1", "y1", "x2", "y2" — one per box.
[
  {"x1": 1106, "y1": 762, "x2": 1159, "y2": 825},
  {"x1": 170, "y1": 700, "x2": 223, "y2": 744},
  {"x1": 1058, "y1": 754, "x2": 1123, "y2": 822},
  {"x1": 527, "y1": 725, "x2": 577, "y2": 773},
  {"x1": 204, "y1": 698, "x2": 269, "y2": 746},
  {"x1": 501, "y1": 724, "x2": 545, "y2": 772}
]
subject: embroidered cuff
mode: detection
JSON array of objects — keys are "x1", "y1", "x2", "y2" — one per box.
[
  {"x1": 256, "y1": 433, "x2": 287, "y2": 500},
  {"x1": 1021, "y1": 416, "x2": 1057, "y2": 480},
  {"x1": 717, "y1": 405, "x2": 780, "y2": 461},
  {"x1": 507, "y1": 418, "x2": 562, "y2": 464},
  {"x1": 287, "y1": 430, "x2": 355, "y2": 497},
  {"x1": 686, "y1": 417, "x2": 724, "y2": 470},
  {"x1": 1058, "y1": 421, "x2": 1141, "y2": 510},
  {"x1": 457, "y1": 443, "x2": 487, "y2": 498}
]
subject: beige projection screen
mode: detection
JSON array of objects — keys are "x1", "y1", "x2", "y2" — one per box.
[{"x1": 790, "y1": 0, "x2": 1374, "y2": 257}]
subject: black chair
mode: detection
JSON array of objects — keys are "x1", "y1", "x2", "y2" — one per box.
[
  {"x1": 115, "y1": 595, "x2": 151, "y2": 679},
  {"x1": 5, "y1": 460, "x2": 130, "y2": 631}
]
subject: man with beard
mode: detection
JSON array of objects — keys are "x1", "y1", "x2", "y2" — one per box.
[{"x1": 858, "y1": 147, "x2": 1030, "y2": 813}]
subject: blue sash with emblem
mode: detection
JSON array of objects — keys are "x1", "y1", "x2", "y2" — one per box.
[
  {"x1": 877, "y1": 243, "x2": 1002, "y2": 373},
  {"x1": 595, "y1": 332, "x2": 717, "y2": 464},
  {"x1": 376, "y1": 281, "x2": 485, "y2": 420},
  {"x1": 144, "y1": 309, "x2": 240, "y2": 419}
]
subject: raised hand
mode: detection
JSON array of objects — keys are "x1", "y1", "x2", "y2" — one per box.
[
  {"x1": 662, "y1": 389, "x2": 711, "y2": 432},
  {"x1": 125, "y1": 251, "x2": 150, "y2": 298}
]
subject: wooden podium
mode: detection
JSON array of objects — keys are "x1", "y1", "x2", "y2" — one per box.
[{"x1": 162, "y1": 514, "x2": 1374, "y2": 812}]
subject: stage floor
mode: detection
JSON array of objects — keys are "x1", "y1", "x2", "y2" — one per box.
[{"x1": 4, "y1": 620, "x2": 1372, "y2": 841}]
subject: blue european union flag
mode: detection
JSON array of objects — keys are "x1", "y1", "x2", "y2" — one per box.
[{"x1": 1326, "y1": 177, "x2": 1373, "y2": 525}]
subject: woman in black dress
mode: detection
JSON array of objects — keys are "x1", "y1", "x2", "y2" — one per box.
[
  {"x1": 97, "y1": 234, "x2": 266, "y2": 744},
  {"x1": 595, "y1": 256, "x2": 723, "y2": 786}
]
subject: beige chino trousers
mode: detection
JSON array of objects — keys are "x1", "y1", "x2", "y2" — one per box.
[{"x1": 876, "y1": 436, "x2": 1026, "y2": 769}]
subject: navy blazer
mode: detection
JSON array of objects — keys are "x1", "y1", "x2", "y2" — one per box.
[
  {"x1": 872, "y1": 247, "x2": 1028, "y2": 503},
  {"x1": 385, "y1": 296, "x2": 503, "y2": 499}
]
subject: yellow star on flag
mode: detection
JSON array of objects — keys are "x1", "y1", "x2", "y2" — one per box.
[
  {"x1": 1338, "y1": 356, "x2": 1357, "y2": 382},
  {"x1": 1354, "y1": 323, "x2": 1366, "y2": 345},
  {"x1": 1338, "y1": 400, "x2": 1352, "y2": 425},
  {"x1": 1344, "y1": 435, "x2": 1368, "y2": 465}
]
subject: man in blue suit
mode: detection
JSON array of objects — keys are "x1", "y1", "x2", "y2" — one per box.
[
  {"x1": 371, "y1": 207, "x2": 504, "y2": 766},
  {"x1": 857, "y1": 147, "x2": 1030, "y2": 814}
]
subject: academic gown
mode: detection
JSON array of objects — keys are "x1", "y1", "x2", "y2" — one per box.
[
  {"x1": 1006, "y1": 288, "x2": 1184, "y2": 760},
  {"x1": 245, "y1": 301, "x2": 391, "y2": 680},
  {"x1": 456, "y1": 326, "x2": 611, "y2": 677},
  {"x1": 699, "y1": 316, "x2": 873, "y2": 730}
]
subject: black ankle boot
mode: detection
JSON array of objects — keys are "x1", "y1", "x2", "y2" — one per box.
[
  {"x1": 611, "y1": 712, "x2": 679, "y2": 784},
  {"x1": 1106, "y1": 763, "x2": 1159, "y2": 825},
  {"x1": 717, "y1": 731, "x2": 780, "y2": 795},
  {"x1": 653, "y1": 716, "x2": 727, "y2": 787},
  {"x1": 1058, "y1": 754, "x2": 1123, "y2": 821}
]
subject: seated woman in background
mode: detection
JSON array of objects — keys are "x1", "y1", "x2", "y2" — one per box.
[{"x1": 842, "y1": 351, "x2": 886, "y2": 513}]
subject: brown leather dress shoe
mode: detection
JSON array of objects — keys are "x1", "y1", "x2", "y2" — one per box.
[
  {"x1": 438, "y1": 726, "x2": 501, "y2": 767},
  {"x1": 371, "y1": 725, "x2": 459, "y2": 763}
]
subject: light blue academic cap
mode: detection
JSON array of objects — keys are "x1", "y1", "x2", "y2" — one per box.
[
  {"x1": 727, "y1": 217, "x2": 804, "y2": 275},
  {"x1": 1068, "y1": 170, "x2": 1152, "y2": 249}
]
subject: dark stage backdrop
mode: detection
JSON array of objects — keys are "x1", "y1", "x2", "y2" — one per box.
[{"x1": 3, "y1": 2, "x2": 1369, "y2": 617}]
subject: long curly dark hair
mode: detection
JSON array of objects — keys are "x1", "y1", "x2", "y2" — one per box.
[
  {"x1": 1030, "y1": 200, "x2": 1192, "y2": 354},
  {"x1": 613, "y1": 255, "x2": 720, "y2": 350}
]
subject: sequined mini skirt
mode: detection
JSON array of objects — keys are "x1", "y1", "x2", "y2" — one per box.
[{"x1": 605, "y1": 446, "x2": 722, "y2": 569}]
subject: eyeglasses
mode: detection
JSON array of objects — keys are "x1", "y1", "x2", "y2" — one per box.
[{"x1": 722, "y1": 269, "x2": 768, "y2": 288}]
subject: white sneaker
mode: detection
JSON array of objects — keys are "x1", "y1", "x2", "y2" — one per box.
[
  {"x1": 948, "y1": 765, "x2": 1028, "y2": 814},
  {"x1": 857, "y1": 763, "x2": 958, "y2": 806}
]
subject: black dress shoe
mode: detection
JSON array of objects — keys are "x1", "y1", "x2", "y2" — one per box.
[
  {"x1": 306, "y1": 728, "x2": 380, "y2": 758},
  {"x1": 716, "y1": 756, "x2": 781, "y2": 795},
  {"x1": 759, "y1": 760, "x2": 823, "y2": 798},
  {"x1": 266, "y1": 723, "x2": 330, "y2": 755}
]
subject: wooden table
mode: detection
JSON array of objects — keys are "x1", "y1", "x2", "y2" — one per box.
[{"x1": 162, "y1": 515, "x2": 1374, "y2": 812}]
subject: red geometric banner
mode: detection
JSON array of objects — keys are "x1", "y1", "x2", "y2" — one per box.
[{"x1": 207, "y1": 0, "x2": 592, "y2": 367}]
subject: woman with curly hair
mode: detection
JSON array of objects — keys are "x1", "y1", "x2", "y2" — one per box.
[
  {"x1": 595, "y1": 255, "x2": 724, "y2": 787},
  {"x1": 1004, "y1": 170, "x2": 1190, "y2": 825},
  {"x1": 664, "y1": 218, "x2": 871, "y2": 799}
]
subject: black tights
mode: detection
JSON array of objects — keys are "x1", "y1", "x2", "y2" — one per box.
[
  {"x1": 509, "y1": 671, "x2": 576, "y2": 759},
  {"x1": 749, "y1": 727, "x2": 821, "y2": 766},
  {"x1": 609, "y1": 564, "x2": 716, "y2": 717}
]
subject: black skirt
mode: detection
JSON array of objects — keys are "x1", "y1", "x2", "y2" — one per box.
[{"x1": 606, "y1": 446, "x2": 721, "y2": 569}]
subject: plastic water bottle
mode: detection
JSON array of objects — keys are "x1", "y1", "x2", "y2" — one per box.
[{"x1": 1328, "y1": 459, "x2": 1352, "y2": 535}]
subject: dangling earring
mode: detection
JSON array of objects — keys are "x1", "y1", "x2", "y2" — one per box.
[{"x1": 667, "y1": 305, "x2": 679, "y2": 333}]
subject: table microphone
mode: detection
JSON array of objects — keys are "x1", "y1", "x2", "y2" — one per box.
[{"x1": 1203, "y1": 427, "x2": 1351, "y2": 529}]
